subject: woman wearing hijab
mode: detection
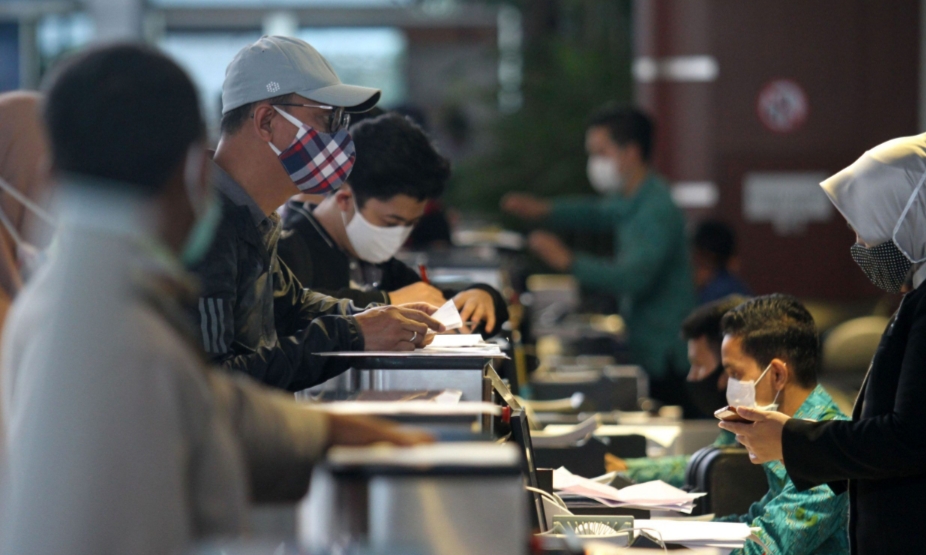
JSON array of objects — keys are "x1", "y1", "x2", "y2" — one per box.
[
  {"x1": 0, "y1": 90, "x2": 51, "y2": 527},
  {"x1": 0, "y1": 91, "x2": 51, "y2": 335},
  {"x1": 720, "y1": 134, "x2": 926, "y2": 554}
]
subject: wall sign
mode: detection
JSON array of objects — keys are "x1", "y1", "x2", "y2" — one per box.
[
  {"x1": 757, "y1": 79, "x2": 809, "y2": 133},
  {"x1": 743, "y1": 172, "x2": 831, "y2": 235}
]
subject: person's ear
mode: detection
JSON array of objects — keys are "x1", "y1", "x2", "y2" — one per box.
[
  {"x1": 334, "y1": 186, "x2": 353, "y2": 213},
  {"x1": 251, "y1": 104, "x2": 277, "y2": 143},
  {"x1": 769, "y1": 358, "x2": 789, "y2": 391},
  {"x1": 623, "y1": 143, "x2": 644, "y2": 166}
]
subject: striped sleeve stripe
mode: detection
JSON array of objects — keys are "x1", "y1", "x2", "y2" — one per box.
[
  {"x1": 199, "y1": 297, "x2": 228, "y2": 354},
  {"x1": 216, "y1": 298, "x2": 228, "y2": 353},
  {"x1": 198, "y1": 298, "x2": 211, "y2": 353}
]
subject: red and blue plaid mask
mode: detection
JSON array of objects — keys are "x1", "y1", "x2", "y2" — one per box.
[{"x1": 270, "y1": 106, "x2": 355, "y2": 194}]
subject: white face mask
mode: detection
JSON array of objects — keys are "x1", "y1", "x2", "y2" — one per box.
[
  {"x1": 0, "y1": 175, "x2": 56, "y2": 280},
  {"x1": 342, "y1": 198, "x2": 413, "y2": 263},
  {"x1": 586, "y1": 155, "x2": 623, "y2": 194},
  {"x1": 726, "y1": 363, "x2": 781, "y2": 411}
]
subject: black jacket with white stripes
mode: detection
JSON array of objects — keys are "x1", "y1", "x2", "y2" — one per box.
[{"x1": 187, "y1": 163, "x2": 365, "y2": 392}]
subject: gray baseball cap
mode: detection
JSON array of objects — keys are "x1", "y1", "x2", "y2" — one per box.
[{"x1": 221, "y1": 35, "x2": 381, "y2": 115}]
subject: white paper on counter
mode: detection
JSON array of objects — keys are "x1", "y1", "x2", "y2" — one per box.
[
  {"x1": 552, "y1": 468, "x2": 704, "y2": 513},
  {"x1": 427, "y1": 334, "x2": 484, "y2": 347},
  {"x1": 530, "y1": 416, "x2": 600, "y2": 447},
  {"x1": 633, "y1": 519, "x2": 752, "y2": 550}
]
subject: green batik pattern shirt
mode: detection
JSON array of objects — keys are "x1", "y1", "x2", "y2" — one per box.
[
  {"x1": 547, "y1": 173, "x2": 695, "y2": 378},
  {"x1": 716, "y1": 385, "x2": 850, "y2": 555},
  {"x1": 622, "y1": 430, "x2": 738, "y2": 488}
]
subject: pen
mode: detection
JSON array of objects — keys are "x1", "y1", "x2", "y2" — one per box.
[{"x1": 419, "y1": 263, "x2": 430, "y2": 285}]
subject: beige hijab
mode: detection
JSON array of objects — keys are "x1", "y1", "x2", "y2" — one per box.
[
  {"x1": 821, "y1": 133, "x2": 926, "y2": 288},
  {"x1": 0, "y1": 92, "x2": 50, "y2": 331}
]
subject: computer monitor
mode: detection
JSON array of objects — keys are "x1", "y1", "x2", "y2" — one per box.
[{"x1": 510, "y1": 409, "x2": 546, "y2": 531}]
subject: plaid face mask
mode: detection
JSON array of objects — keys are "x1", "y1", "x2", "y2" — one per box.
[{"x1": 270, "y1": 106, "x2": 355, "y2": 194}]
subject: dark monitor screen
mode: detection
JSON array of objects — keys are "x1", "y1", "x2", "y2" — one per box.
[{"x1": 510, "y1": 409, "x2": 545, "y2": 531}]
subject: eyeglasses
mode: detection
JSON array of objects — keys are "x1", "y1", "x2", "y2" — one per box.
[{"x1": 271, "y1": 103, "x2": 351, "y2": 133}]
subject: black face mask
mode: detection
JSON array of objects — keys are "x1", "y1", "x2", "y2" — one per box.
[
  {"x1": 850, "y1": 241, "x2": 912, "y2": 294},
  {"x1": 685, "y1": 364, "x2": 728, "y2": 418}
]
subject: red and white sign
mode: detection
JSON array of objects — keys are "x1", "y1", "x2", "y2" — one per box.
[{"x1": 756, "y1": 79, "x2": 809, "y2": 133}]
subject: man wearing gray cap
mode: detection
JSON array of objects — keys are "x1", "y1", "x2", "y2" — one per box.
[{"x1": 188, "y1": 36, "x2": 443, "y2": 391}]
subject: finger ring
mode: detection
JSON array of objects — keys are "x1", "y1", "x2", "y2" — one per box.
[{"x1": 410, "y1": 331, "x2": 418, "y2": 343}]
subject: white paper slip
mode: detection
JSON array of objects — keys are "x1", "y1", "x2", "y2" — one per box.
[
  {"x1": 313, "y1": 350, "x2": 507, "y2": 358},
  {"x1": 553, "y1": 469, "x2": 704, "y2": 513},
  {"x1": 431, "y1": 299, "x2": 463, "y2": 330},
  {"x1": 633, "y1": 519, "x2": 752, "y2": 549},
  {"x1": 315, "y1": 401, "x2": 502, "y2": 417},
  {"x1": 530, "y1": 416, "x2": 600, "y2": 447},
  {"x1": 427, "y1": 334, "x2": 484, "y2": 347}
]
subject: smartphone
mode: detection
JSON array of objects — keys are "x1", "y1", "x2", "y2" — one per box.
[{"x1": 714, "y1": 405, "x2": 750, "y2": 423}]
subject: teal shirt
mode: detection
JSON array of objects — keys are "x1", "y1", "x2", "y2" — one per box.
[
  {"x1": 548, "y1": 174, "x2": 695, "y2": 377},
  {"x1": 717, "y1": 385, "x2": 850, "y2": 555},
  {"x1": 622, "y1": 430, "x2": 738, "y2": 488}
]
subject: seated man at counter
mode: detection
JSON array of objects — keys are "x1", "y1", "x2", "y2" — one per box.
[
  {"x1": 714, "y1": 295, "x2": 849, "y2": 555},
  {"x1": 191, "y1": 36, "x2": 446, "y2": 393},
  {"x1": 605, "y1": 295, "x2": 747, "y2": 485},
  {"x1": 0, "y1": 43, "x2": 431, "y2": 555},
  {"x1": 692, "y1": 220, "x2": 751, "y2": 305},
  {"x1": 500, "y1": 106, "x2": 695, "y2": 410},
  {"x1": 278, "y1": 112, "x2": 508, "y2": 335}
]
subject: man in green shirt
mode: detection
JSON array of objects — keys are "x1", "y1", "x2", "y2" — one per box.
[
  {"x1": 605, "y1": 295, "x2": 748, "y2": 486},
  {"x1": 714, "y1": 295, "x2": 849, "y2": 555},
  {"x1": 502, "y1": 106, "x2": 696, "y2": 409}
]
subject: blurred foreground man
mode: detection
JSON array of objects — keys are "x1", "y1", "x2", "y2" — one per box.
[
  {"x1": 192, "y1": 36, "x2": 442, "y2": 392},
  {"x1": 502, "y1": 106, "x2": 695, "y2": 410},
  {"x1": 0, "y1": 44, "x2": 429, "y2": 555}
]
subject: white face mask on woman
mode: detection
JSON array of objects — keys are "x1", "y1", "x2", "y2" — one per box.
[
  {"x1": 726, "y1": 362, "x2": 781, "y2": 411},
  {"x1": 341, "y1": 198, "x2": 413, "y2": 264}
]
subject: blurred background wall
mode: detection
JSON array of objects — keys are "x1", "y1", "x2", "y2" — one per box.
[{"x1": 0, "y1": 0, "x2": 922, "y2": 304}]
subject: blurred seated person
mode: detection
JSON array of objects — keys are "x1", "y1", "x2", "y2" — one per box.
[
  {"x1": 693, "y1": 219, "x2": 751, "y2": 304},
  {"x1": 278, "y1": 113, "x2": 508, "y2": 335},
  {"x1": 714, "y1": 295, "x2": 848, "y2": 555},
  {"x1": 406, "y1": 199, "x2": 453, "y2": 249},
  {"x1": 0, "y1": 44, "x2": 431, "y2": 555},
  {"x1": 501, "y1": 105, "x2": 695, "y2": 407},
  {"x1": 605, "y1": 295, "x2": 747, "y2": 485}
]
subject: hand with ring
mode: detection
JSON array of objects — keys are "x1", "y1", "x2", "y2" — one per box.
[{"x1": 354, "y1": 304, "x2": 443, "y2": 351}]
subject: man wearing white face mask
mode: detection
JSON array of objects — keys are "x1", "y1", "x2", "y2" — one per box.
[
  {"x1": 501, "y1": 105, "x2": 695, "y2": 411},
  {"x1": 713, "y1": 294, "x2": 848, "y2": 555},
  {"x1": 278, "y1": 113, "x2": 508, "y2": 335},
  {"x1": 189, "y1": 36, "x2": 445, "y2": 392}
]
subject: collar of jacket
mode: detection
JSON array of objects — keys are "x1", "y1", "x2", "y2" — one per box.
[{"x1": 211, "y1": 160, "x2": 269, "y2": 228}]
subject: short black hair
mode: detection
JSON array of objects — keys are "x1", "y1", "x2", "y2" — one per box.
[
  {"x1": 586, "y1": 104, "x2": 654, "y2": 161},
  {"x1": 681, "y1": 294, "x2": 751, "y2": 350},
  {"x1": 42, "y1": 43, "x2": 204, "y2": 195},
  {"x1": 220, "y1": 92, "x2": 292, "y2": 136},
  {"x1": 721, "y1": 294, "x2": 819, "y2": 388},
  {"x1": 348, "y1": 113, "x2": 450, "y2": 208},
  {"x1": 694, "y1": 220, "x2": 737, "y2": 268}
]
